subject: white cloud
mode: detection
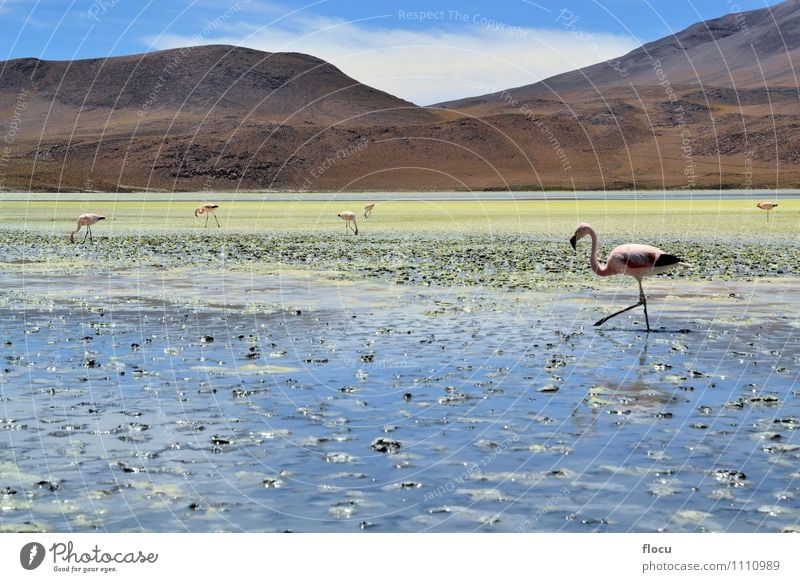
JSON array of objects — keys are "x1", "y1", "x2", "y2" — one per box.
[
  {"x1": 0, "y1": 0, "x2": 29, "y2": 15},
  {"x1": 144, "y1": 11, "x2": 638, "y2": 105}
]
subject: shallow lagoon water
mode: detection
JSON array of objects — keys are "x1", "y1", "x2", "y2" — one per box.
[{"x1": 1, "y1": 263, "x2": 798, "y2": 532}]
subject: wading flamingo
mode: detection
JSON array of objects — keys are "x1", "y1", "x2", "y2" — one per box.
[
  {"x1": 337, "y1": 211, "x2": 358, "y2": 235},
  {"x1": 69, "y1": 213, "x2": 105, "y2": 243},
  {"x1": 756, "y1": 201, "x2": 778, "y2": 221},
  {"x1": 195, "y1": 203, "x2": 220, "y2": 228},
  {"x1": 364, "y1": 204, "x2": 375, "y2": 218},
  {"x1": 570, "y1": 223, "x2": 689, "y2": 332}
]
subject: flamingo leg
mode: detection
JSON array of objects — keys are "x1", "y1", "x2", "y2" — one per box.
[
  {"x1": 638, "y1": 279, "x2": 650, "y2": 332},
  {"x1": 594, "y1": 301, "x2": 643, "y2": 328},
  {"x1": 594, "y1": 280, "x2": 650, "y2": 331},
  {"x1": 84, "y1": 226, "x2": 91, "y2": 243},
  {"x1": 352, "y1": 219, "x2": 358, "y2": 235},
  {"x1": 213, "y1": 213, "x2": 220, "y2": 228},
  {"x1": 204, "y1": 214, "x2": 209, "y2": 228}
]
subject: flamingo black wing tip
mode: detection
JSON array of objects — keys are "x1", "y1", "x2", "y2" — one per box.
[{"x1": 654, "y1": 253, "x2": 682, "y2": 267}]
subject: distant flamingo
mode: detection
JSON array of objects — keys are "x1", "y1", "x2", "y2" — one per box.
[
  {"x1": 337, "y1": 211, "x2": 358, "y2": 235},
  {"x1": 570, "y1": 223, "x2": 689, "y2": 332},
  {"x1": 756, "y1": 201, "x2": 778, "y2": 221},
  {"x1": 195, "y1": 203, "x2": 220, "y2": 228},
  {"x1": 364, "y1": 204, "x2": 375, "y2": 218},
  {"x1": 69, "y1": 213, "x2": 105, "y2": 243}
]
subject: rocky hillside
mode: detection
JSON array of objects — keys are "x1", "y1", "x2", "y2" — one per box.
[{"x1": 1, "y1": 1, "x2": 799, "y2": 192}]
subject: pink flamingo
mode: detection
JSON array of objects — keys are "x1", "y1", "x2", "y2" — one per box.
[
  {"x1": 756, "y1": 201, "x2": 778, "y2": 221},
  {"x1": 337, "y1": 211, "x2": 358, "y2": 235},
  {"x1": 195, "y1": 203, "x2": 220, "y2": 228},
  {"x1": 69, "y1": 213, "x2": 105, "y2": 243},
  {"x1": 364, "y1": 204, "x2": 375, "y2": 218},
  {"x1": 570, "y1": 223, "x2": 689, "y2": 332}
]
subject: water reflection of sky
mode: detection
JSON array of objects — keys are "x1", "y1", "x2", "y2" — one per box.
[{"x1": 0, "y1": 271, "x2": 797, "y2": 532}]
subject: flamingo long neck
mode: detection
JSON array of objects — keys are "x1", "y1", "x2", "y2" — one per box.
[{"x1": 587, "y1": 227, "x2": 613, "y2": 277}]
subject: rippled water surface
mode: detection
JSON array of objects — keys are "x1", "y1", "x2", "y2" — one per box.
[{"x1": 1, "y1": 267, "x2": 798, "y2": 532}]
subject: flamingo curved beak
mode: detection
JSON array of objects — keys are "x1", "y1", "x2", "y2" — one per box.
[{"x1": 569, "y1": 235, "x2": 577, "y2": 251}]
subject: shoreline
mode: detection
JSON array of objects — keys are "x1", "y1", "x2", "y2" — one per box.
[{"x1": 2, "y1": 188, "x2": 800, "y2": 203}]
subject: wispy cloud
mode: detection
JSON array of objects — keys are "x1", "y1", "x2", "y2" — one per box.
[
  {"x1": 0, "y1": 0, "x2": 29, "y2": 15},
  {"x1": 143, "y1": 8, "x2": 638, "y2": 105}
]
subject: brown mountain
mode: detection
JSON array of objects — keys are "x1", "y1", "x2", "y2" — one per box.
[
  {"x1": 438, "y1": 0, "x2": 800, "y2": 109},
  {"x1": 430, "y1": 0, "x2": 800, "y2": 190},
  {"x1": 1, "y1": 45, "x2": 435, "y2": 127},
  {"x1": 2, "y1": 1, "x2": 800, "y2": 193},
  {"x1": 0, "y1": 45, "x2": 443, "y2": 191}
]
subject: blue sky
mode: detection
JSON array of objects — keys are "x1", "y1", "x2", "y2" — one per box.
[{"x1": 0, "y1": 0, "x2": 777, "y2": 103}]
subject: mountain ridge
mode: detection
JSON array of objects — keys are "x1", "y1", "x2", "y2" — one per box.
[
  {"x1": 436, "y1": 0, "x2": 800, "y2": 112},
  {"x1": 0, "y1": 44, "x2": 435, "y2": 126},
  {"x1": 1, "y1": 2, "x2": 799, "y2": 193}
]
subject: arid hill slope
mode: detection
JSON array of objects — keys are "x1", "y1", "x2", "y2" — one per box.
[{"x1": 1, "y1": 2, "x2": 799, "y2": 194}]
